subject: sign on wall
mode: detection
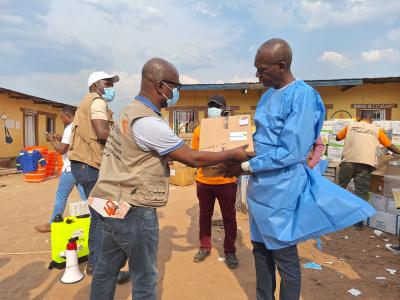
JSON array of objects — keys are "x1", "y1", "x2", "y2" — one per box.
[{"x1": 351, "y1": 104, "x2": 398, "y2": 109}]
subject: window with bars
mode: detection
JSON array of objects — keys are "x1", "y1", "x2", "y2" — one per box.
[
  {"x1": 173, "y1": 110, "x2": 196, "y2": 135},
  {"x1": 361, "y1": 109, "x2": 386, "y2": 120},
  {"x1": 46, "y1": 116, "x2": 55, "y2": 133}
]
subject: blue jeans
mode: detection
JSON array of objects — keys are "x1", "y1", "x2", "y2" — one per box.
[
  {"x1": 49, "y1": 170, "x2": 86, "y2": 223},
  {"x1": 252, "y1": 241, "x2": 301, "y2": 300},
  {"x1": 90, "y1": 207, "x2": 159, "y2": 300},
  {"x1": 70, "y1": 161, "x2": 101, "y2": 267}
]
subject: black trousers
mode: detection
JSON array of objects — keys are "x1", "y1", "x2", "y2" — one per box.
[{"x1": 252, "y1": 241, "x2": 301, "y2": 300}]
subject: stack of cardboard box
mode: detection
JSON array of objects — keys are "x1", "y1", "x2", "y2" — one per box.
[
  {"x1": 169, "y1": 161, "x2": 196, "y2": 186},
  {"x1": 322, "y1": 119, "x2": 353, "y2": 162},
  {"x1": 367, "y1": 155, "x2": 400, "y2": 235}
]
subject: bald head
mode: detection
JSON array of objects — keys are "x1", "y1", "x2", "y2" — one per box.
[
  {"x1": 254, "y1": 38, "x2": 295, "y2": 89},
  {"x1": 142, "y1": 58, "x2": 179, "y2": 84},
  {"x1": 138, "y1": 58, "x2": 180, "y2": 109},
  {"x1": 257, "y1": 38, "x2": 292, "y2": 69}
]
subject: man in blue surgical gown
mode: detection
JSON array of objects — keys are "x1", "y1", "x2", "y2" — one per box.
[{"x1": 230, "y1": 39, "x2": 375, "y2": 300}]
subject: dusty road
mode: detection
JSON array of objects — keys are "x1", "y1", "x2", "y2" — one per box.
[{"x1": 0, "y1": 174, "x2": 399, "y2": 299}]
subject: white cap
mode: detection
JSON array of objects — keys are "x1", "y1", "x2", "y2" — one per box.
[{"x1": 88, "y1": 71, "x2": 119, "y2": 87}]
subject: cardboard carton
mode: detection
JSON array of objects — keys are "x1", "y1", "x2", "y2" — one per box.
[
  {"x1": 370, "y1": 173, "x2": 384, "y2": 195},
  {"x1": 368, "y1": 211, "x2": 400, "y2": 235},
  {"x1": 386, "y1": 197, "x2": 400, "y2": 216},
  {"x1": 199, "y1": 115, "x2": 254, "y2": 177},
  {"x1": 169, "y1": 162, "x2": 195, "y2": 186},
  {"x1": 327, "y1": 145, "x2": 343, "y2": 162},
  {"x1": 370, "y1": 155, "x2": 400, "y2": 196},
  {"x1": 370, "y1": 193, "x2": 387, "y2": 212}
]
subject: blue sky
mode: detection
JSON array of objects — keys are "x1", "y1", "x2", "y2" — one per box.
[{"x1": 1, "y1": 0, "x2": 399, "y2": 113}]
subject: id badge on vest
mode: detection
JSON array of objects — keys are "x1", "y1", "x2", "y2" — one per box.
[{"x1": 88, "y1": 197, "x2": 130, "y2": 219}]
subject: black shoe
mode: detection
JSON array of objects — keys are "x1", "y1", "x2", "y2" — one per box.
[
  {"x1": 225, "y1": 253, "x2": 239, "y2": 269},
  {"x1": 354, "y1": 222, "x2": 364, "y2": 231},
  {"x1": 193, "y1": 249, "x2": 210, "y2": 263},
  {"x1": 85, "y1": 264, "x2": 94, "y2": 276},
  {"x1": 117, "y1": 271, "x2": 130, "y2": 285}
]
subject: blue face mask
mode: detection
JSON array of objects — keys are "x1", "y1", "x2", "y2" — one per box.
[
  {"x1": 102, "y1": 87, "x2": 115, "y2": 102},
  {"x1": 162, "y1": 82, "x2": 180, "y2": 107},
  {"x1": 208, "y1": 107, "x2": 222, "y2": 118}
]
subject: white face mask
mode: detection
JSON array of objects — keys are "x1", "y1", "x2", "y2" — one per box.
[{"x1": 208, "y1": 107, "x2": 222, "y2": 118}]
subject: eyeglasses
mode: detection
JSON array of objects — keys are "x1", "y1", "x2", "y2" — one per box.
[{"x1": 161, "y1": 80, "x2": 182, "y2": 91}]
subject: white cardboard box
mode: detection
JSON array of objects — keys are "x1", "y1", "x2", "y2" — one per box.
[
  {"x1": 69, "y1": 201, "x2": 90, "y2": 217},
  {"x1": 391, "y1": 134, "x2": 400, "y2": 145},
  {"x1": 320, "y1": 131, "x2": 330, "y2": 145},
  {"x1": 332, "y1": 120, "x2": 352, "y2": 133},
  {"x1": 327, "y1": 146, "x2": 343, "y2": 162},
  {"x1": 329, "y1": 134, "x2": 345, "y2": 146},
  {"x1": 368, "y1": 211, "x2": 400, "y2": 235},
  {"x1": 370, "y1": 193, "x2": 388, "y2": 212},
  {"x1": 386, "y1": 197, "x2": 400, "y2": 216},
  {"x1": 392, "y1": 121, "x2": 400, "y2": 134},
  {"x1": 321, "y1": 121, "x2": 333, "y2": 132}
]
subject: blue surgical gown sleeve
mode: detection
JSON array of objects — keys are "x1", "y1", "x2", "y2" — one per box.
[{"x1": 249, "y1": 89, "x2": 325, "y2": 173}]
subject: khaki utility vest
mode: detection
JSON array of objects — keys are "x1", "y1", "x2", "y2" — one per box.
[
  {"x1": 68, "y1": 93, "x2": 112, "y2": 169},
  {"x1": 342, "y1": 121, "x2": 380, "y2": 167},
  {"x1": 90, "y1": 100, "x2": 170, "y2": 207}
]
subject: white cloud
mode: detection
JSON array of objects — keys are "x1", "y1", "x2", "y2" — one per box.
[
  {"x1": 318, "y1": 51, "x2": 351, "y2": 68},
  {"x1": 192, "y1": 1, "x2": 219, "y2": 17},
  {"x1": 229, "y1": 0, "x2": 400, "y2": 31},
  {"x1": 361, "y1": 49, "x2": 400, "y2": 63},
  {"x1": 0, "y1": 13, "x2": 24, "y2": 24},
  {"x1": 180, "y1": 74, "x2": 201, "y2": 84},
  {"x1": 387, "y1": 27, "x2": 400, "y2": 42},
  {"x1": 0, "y1": 41, "x2": 23, "y2": 55},
  {"x1": 298, "y1": 0, "x2": 400, "y2": 30},
  {"x1": 218, "y1": 75, "x2": 257, "y2": 83}
]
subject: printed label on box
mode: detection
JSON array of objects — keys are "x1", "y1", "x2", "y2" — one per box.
[
  {"x1": 239, "y1": 117, "x2": 249, "y2": 126},
  {"x1": 370, "y1": 193, "x2": 387, "y2": 212},
  {"x1": 230, "y1": 131, "x2": 247, "y2": 141}
]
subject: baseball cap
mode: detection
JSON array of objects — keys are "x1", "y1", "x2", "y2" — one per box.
[
  {"x1": 208, "y1": 94, "x2": 226, "y2": 107},
  {"x1": 88, "y1": 71, "x2": 119, "y2": 87}
]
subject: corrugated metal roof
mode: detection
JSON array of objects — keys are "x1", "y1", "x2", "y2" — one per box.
[
  {"x1": 181, "y1": 76, "x2": 400, "y2": 91},
  {"x1": 0, "y1": 87, "x2": 75, "y2": 108}
]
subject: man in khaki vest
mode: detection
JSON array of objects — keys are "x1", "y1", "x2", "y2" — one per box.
[
  {"x1": 336, "y1": 110, "x2": 400, "y2": 229},
  {"x1": 68, "y1": 71, "x2": 129, "y2": 283},
  {"x1": 89, "y1": 58, "x2": 251, "y2": 300}
]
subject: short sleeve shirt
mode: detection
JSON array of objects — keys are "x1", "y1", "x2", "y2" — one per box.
[
  {"x1": 91, "y1": 98, "x2": 108, "y2": 120},
  {"x1": 61, "y1": 123, "x2": 73, "y2": 172},
  {"x1": 131, "y1": 117, "x2": 184, "y2": 156}
]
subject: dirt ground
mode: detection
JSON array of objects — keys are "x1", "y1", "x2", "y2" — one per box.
[{"x1": 0, "y1": 173, "x2": 399, "y2": 300}]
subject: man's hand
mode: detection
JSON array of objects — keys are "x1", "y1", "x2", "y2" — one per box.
[
  {"x1": 46, "y1": 132, "x2": 55, "y2": 142},
  {"x1": 223, "y1": 160, "x2": 253, "y2": 178},
  {"x1": 228, "y1": 145, "x2": 255, "y2": 162},
  {"x1": 54, "y1": 134, "x2": 62, "y2": 142}
]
